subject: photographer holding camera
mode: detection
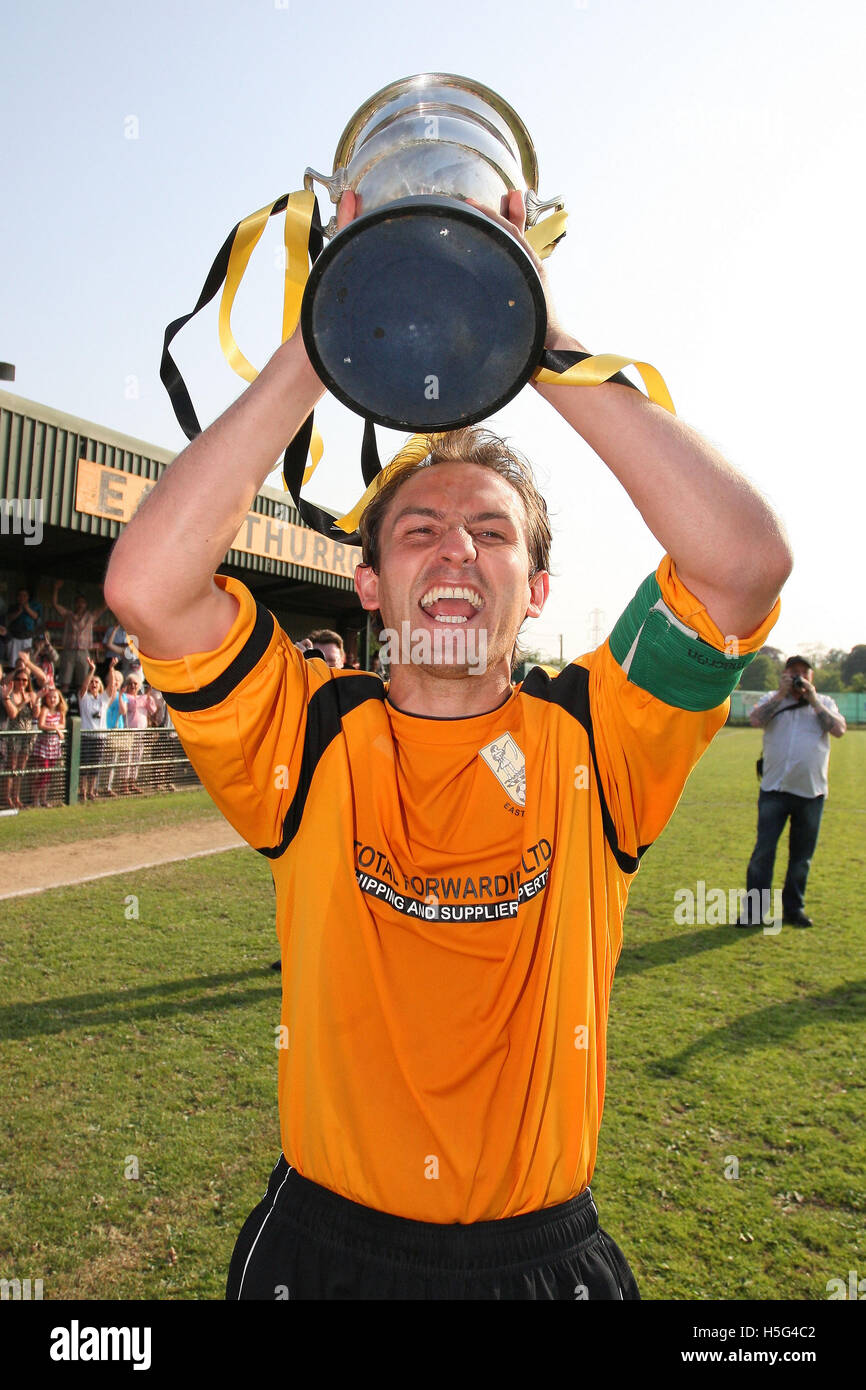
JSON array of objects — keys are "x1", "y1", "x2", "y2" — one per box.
[{"x1": 740, "y1": 656, "x2": 846, "y2": 927}]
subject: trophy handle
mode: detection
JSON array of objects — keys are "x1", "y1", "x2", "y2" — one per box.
[
  {"x1": 304, "y1": 166, "x2": 349, "y2": 238},
  {"x1": 524, "y1": 189, "x2": 565, "y2": 227}
]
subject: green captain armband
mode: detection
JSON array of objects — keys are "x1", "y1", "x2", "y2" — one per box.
[{"x1": 609, "y1": 573, "x2": 756, "y2": 712}]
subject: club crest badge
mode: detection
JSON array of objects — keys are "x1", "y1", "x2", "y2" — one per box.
[{"x1": 479, "y1": 733, "x2": 526, "y2": 807}]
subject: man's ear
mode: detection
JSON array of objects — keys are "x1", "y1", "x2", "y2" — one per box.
[
  {"x1": 354, "y1": 564, "x2": 380, "y2": 613},
  {"x1": 525, "y1": 570, "x2": 549, "y2": 620}
]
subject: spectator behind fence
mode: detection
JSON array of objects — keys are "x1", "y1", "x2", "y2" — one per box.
[
  {"x1": 2, "y1": 658, "x2": 41, "y2": 809},
  {"x1": 103, "y1": 665, "x2": 129, "y2": 798},
  {"x1": 148, "y1": 687, "x2": 178, "y2": 792},
  {"x1": 122, "y1": 675, "x2": 157, "y2": 793},
  {"x1": 79, "y1": 658, "x2": 109, "y2": 801},
  {"x1": 740, "y1": 656, "x2": 847, "y2": 928},
  {"x1": 149, "y1": 687, "x2": 171, "y2": 728},
  {"x1": 52, "y1": 582, "x2": 107, "y2": 702},
  {"x1": 32, "y1": 686, "x2": 67, "y2": 808},
  {"x1": 14, "y1": 650, "x2": 50, "y2": 697},
  {"x1": 0, "y1": 665, "x2": 10, "y2": 794},
  {"x1": 102, "y1": 618, "x2": 143, "y2": 680},
  {"x1": 3, "y1": 589, "x2": 43, "y2": 665},
  {"x1": 32, "y1": 635, "x2": 59, "y2": 689}
]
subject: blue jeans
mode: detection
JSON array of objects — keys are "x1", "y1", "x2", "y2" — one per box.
[{"x1": 746, "y1": 789, "x2": 825, "y2": 918}]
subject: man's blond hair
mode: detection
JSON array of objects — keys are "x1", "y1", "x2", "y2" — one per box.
[{"x1": 359, "y1": 426, "x2": 551, "y2": 577}]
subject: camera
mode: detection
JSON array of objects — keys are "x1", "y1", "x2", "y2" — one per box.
[{"x1": 791, "y1": 675, "x2": 805, "y2": 690}]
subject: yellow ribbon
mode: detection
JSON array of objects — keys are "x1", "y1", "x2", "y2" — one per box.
[
  {"x1": 285, "y1": 194, "x2": 325, "y2": 482},
  {"x1": 214, "y1": 191, "x2": 324, "y2": 484},
  {"x1": 218, "y1": 200, "x2": 273, "y2": 383},
  {"x1": 300, "y1": 432, "x2": 324, "y2": 487},
  {"x1": 533, "y1": 353, "x2": 676, "y2": 414},
  {"x1": 219, "y1": 190, "x2": 317, "y2": 380},
  {"x1": 281, "y1": 191, "x2": 317, "y2": 343},
  {"x1": 525, "y1": 209, "x2": 569, "y2": 260},
  {"x1": 331, "y1": 433, "x2": 432, "y2": 534}
]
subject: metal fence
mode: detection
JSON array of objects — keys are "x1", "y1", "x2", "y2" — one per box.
[
  {"x1": 0, "y1": 721, "x2": 201, "y2": 810},
  {"x1": 728, "y1": 690, "x2": 866, "y2": 725}
]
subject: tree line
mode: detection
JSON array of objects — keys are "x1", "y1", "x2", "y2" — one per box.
[{"x1": 745, "y1": 645, "x2": 866, "y2": 693}]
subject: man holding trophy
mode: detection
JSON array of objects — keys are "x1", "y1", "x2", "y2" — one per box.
[{"x1": 106, "y1": 75, "x2": 791, "y2": 1299}]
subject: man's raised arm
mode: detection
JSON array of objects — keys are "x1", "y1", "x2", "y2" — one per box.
[
  {"x1": 488, "y1": 193, "x2": 793, "y2": 636},
  {"x1": 532, "y1": 337, "x2": 792, "y2": 638},
  {"x1": 104, "y1": 332, "x2": 325, "y2": 659}
]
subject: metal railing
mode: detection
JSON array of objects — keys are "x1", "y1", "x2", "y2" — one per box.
[{"x1": 0, "y1": 721, "x2": 201, "y2": 810}]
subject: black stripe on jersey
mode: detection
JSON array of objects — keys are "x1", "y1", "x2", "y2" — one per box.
[
  {"x1": 257, "y1": 674, "x2": 386, "y2": 859},
  {"x1": 162, "y1": 604, "x2": 276, "y2": 712},
  {"x1": 519, "y1": 663, "x2": 649, "y2": 873}
]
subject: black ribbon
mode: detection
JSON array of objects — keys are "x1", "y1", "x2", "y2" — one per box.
[{"x1": 278, "y1": 413, "x2": 376, "y2": 547}]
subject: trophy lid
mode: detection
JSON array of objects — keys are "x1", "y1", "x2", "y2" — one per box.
[{"x1": 330, "y1": 72, "x2": 540, "y2": 193}]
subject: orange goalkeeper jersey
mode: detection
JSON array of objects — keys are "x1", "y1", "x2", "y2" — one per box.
[{"x1": 140, "y1": 558, "x2": 778, "y2": 1223}]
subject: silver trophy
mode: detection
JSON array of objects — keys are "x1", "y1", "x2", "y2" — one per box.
[{"x1": 301, "y1": 73, "x2": 564, "y2": 431}]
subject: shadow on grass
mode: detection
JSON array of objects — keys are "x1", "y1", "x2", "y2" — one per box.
[
  {"x1": 648, "y1": 978, "x2": 866, "y2": 1076},
  {"x1": 617, "y1": 921, "x2": 756, "y2": 977},
  {"x1": 0, "y1": 968, "x2": 280, "y2": 1039}
]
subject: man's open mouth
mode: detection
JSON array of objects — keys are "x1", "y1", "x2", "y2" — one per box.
[{"x1": 418, "y1": 585, "x2": 485, "y2": 624}]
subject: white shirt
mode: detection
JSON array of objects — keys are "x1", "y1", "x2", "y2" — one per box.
[
  {"x1": 79, "y1": 693, "x2": 108, "y2": 731},
  {"x1": 756, "y1": 694, "x2": 841, "y2": 798}
]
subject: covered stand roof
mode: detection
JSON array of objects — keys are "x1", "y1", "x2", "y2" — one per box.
[{"x1": 0, "y1": 389, "x2": 364, "y2": 620}]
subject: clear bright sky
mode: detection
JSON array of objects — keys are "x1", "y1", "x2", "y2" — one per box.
[{"x1": 2, "y1": 0, "x2": 863, "y2": 661}]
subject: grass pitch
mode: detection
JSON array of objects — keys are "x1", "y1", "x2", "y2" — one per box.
[{"x1": 0, "y1": 729, "x2": 863, "y2": 1300}]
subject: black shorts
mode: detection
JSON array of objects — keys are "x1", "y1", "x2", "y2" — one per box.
[{"x1": 226, "y1": 1156, "x2": 640, "y2": 1301}]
